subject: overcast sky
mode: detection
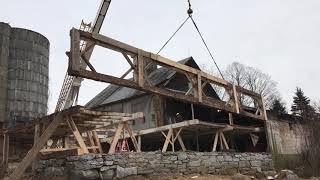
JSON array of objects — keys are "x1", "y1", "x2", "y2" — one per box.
[{"x1": 1, "y1": 0, "x2": 319, "y2": 113}]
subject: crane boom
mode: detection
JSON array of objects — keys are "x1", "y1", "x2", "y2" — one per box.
[{"x1": 55, "y1": 0, "x2": 112, "y2": 112}]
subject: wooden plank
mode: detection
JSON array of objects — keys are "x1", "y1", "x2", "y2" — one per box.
[
  {"x1": 162, "y1": 128, "x2": 173, "y2": 153},
  {"x1": 66, "y1": 117, "x2": 89, "y2": 154},
  {"x1": 212, "y1": 132, "x2": 219, "y2": 152},
  {"x1": 92, "y1": 131, "x2": 103, "y2": 153},
  {"x1": 9, "y1": 113, "x2": 64, "y2": 180},
  {"x1": 108, "y1": 123, "x2": 124, "y2": 154}
]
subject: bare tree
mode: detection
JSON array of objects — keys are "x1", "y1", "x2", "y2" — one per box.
[
  {"x1": 312, "y1": 99, "x2": 320, "y2": 113},
  {"x1": 201, "y1": 62, "x2": 280, "y2": 108}
]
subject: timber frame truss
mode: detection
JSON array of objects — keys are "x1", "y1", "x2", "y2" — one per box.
[{"x1": 68, "y1": 28, "x2": 268, "y2": 121}]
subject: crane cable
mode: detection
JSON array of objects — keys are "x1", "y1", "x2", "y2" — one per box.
[{"x1": 156, "y1": 0, "x2": 225, "y2": 80}]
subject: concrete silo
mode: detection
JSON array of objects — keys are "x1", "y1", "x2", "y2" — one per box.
[
  {"x1": 0, "y1": 23, "x2": 11, "y2": 125},
  {"x1": 0, "y1": 22, "x2": 49, "y2": 127}
]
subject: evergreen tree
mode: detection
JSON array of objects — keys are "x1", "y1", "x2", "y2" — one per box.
[
  {"x1": 270, "y1": 99, "x2": 287, "y2": 114},
  {"x1": 291, "y1": 87, "x2": 314, "y2": 118}
]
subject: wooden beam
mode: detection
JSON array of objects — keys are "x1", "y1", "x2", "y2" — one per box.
[
  {"x1": 9, "y1": 113, "x2": 64, "y2": 180},
  {"x1": 69, "y1": 69, "x2": 237, "y2": 115},
  {"x1": 66, "y1": 117, "x2": 89, "y2": 154}
]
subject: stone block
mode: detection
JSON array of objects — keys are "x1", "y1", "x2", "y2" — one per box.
[
  {"x1": 44, "y1": 167, "x2": 65, "y2": 177},
  {"x1": 101, "y1": 169, "x2": 114, "y2": 180},
  {"x1": 70, "y1": 169, "x2": 100, "y2": 180},
  {"x1": 116, "y1": 166, "x2": 137, "y2": 178},
  {"x1": 188, "y1": 160, "x2": 201, "y2": 167},
  {"x1": 104, "y1": 161, "x2": 114, "y2": 166},
  {"x1": 250, "y1": 160, "x2": 261, "y2": 167}
]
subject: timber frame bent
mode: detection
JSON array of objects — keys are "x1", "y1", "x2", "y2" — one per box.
[{"x1": 67, "y1": 28, "x2": 268, "y2": 121}]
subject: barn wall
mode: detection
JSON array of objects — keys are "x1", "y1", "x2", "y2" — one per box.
[
  {"x1": 265, "y1": 117, "x2": 305, "y2": 169},
  {"x1": 96, "y1": 95, "x2": 157, "y2": 130},
  {"x1": 266, "y1": 119, "x2": 304, "y2": 155}
]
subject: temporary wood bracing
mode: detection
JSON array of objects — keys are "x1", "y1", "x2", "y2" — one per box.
[
  {"x1": 3, "y1": 106, "x2": 143, "y2": 180},
  {"x1": 67, "y1": 28, "x2": 268, "y2": 121}
]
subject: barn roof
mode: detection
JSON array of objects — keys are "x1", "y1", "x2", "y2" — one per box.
[{"x1": 86, "y1": 57, "x2": 219, "y2": 108}]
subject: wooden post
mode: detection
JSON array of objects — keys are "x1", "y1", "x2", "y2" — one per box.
[
  {"x1": 197, "y1": 73, "x2": 202, "y2": 102},
  {"x1": 171, "y1": 129, "x2": 175, "y2": 152},
  {"x1": 219, "y1": 133, "x2": 223, "y2": 151},
  {"x1": 87, "y1": 131, "x2": 97, "y2": 153},
  {"x1": 232, "y1": 85, "x2": 240, "y2": 114},
  {"x1": 138, "y1": 135, "x2": 141, "y2": 151},
  {"x1": 32, "y1": 124, "x2": 41, "y2": 171},
  {"x1": 124, "y1": 123, "x2": 140, "y2": 152},
  {"x1": 260, "y1": 95, "x2": 268, "y2": 120},
  {"x1": 162, "y1": 128, "x2": 173, "y2": 152},
  {"x1": 196, "y1": 130, "x2": 199, "y2": 151},
  {"x1": 191, "y1": 104, "x2": 195, "y2": 120},
  {"x1": 177, "y1": 134, "x2": 186, "y2": 151},
  {"x1": 9, "y1": 114, "x2": 64, "y2": 180},
  {"x1": 228, "y1": 113, "x2": 234, "y2": 125},
  {"x1": 212, "y1": 132, "x2": 219, "y2": 152},
  {"x1": 108, "y1": 123, "x2": 124, "y2": 154},
  {"x1": 64, "y1": 136, "x2": 70, "y2": 148},
  {"x1": 92, "y1": 131, "x2": 103, "y2": 153},
  {"x1": 70, "y1": 28, "x2": 81, "y2": 72},
  {"x1": 137, "y1": 50, "x2": 144, "y2": 87},
  {"x1": 220, "y1": 132, "x2": 229, "y2": 150},
  {"x1": 66, "y1": 117, "x2": 89, "y2": 154}
]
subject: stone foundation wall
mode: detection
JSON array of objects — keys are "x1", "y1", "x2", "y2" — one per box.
[{"x1": 35, "y1": 152, "x2": 274, "y2": 179}]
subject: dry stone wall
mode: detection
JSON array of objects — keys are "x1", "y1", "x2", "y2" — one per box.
[{"x1": 35, "y1": 151, "x2": 274, "y2": 179}]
